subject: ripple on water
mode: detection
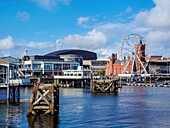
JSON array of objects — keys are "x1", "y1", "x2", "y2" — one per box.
[{"x1": 1, "y1": 86, "x2": 170, "y2": 128}]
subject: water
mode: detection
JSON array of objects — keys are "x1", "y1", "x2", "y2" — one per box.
[{"x1": 1, "y1": 86, "x2": 170, "y2": 128}]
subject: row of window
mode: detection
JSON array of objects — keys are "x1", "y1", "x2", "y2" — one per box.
[
  {"x1": 31, "y1": 63, "x2": 79, "y2": 70},
  {"x1": 64, "y1": 74, "x2": 82, "y2": 76}
]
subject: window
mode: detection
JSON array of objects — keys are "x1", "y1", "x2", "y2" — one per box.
[
  {"x1": 33, "y1": 64, "x2": 41, "y2": 70},
  {"x1": 44, "y1": 63, "x2": 53, "y2": 70},
  {"x1": 54, "y1": 64, "x2": 62, "y2": 70},
  {"x1": 63, "y1": 64, "x2": 70, "y2": 70},
  {"x1": 70, "y1": 64, "x2": 79, "y2": 70}
]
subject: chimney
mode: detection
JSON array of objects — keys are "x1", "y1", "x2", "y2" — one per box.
[
  {"x1": 115, "y1": 54, "x2": 117, "y2": 60},
  {"x1": 128, "y1": 56, "x2": 130, "y2": 61}
]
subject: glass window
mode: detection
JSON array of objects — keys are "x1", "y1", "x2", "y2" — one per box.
[
  {"x1": 63, "y1": 64, "x2": 70, "y2": 70},
  {"x1": 75, "y1": 58, "x2": 83, "y2": 66},
  {"x1": 54, "y1": 64, "x2": 62, "y2": 70},
  {"x1": 44, "y1": 63, "x2": 53, "y2": 70},
  {"x1": 70, "y1": 64, "x2": 79, "y2": 70},
  {"x1": 33, "y1": 64, "x2": 41, "y2": 70}
]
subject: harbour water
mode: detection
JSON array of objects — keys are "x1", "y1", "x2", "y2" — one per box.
[{"x1": 1, "y1": 86, "x2": 170, "y2": 128}]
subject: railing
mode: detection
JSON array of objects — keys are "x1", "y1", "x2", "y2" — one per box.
[{"x1": 20, "y1": 68, "x2": 42, "y2": 70}]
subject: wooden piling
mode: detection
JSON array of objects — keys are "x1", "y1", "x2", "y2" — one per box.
[
  {"x1": 7, "y1": 85, "x2": 10, "y2": 101},
  {"x1": 6, "y1": 85, "x2": 20, "y2": 104},
  {"x1": 27, "y1": 80, "x2": 59, "y2": 116},
  {"x1": 90, "y1": 79, "x2": 118, "y2": 93}
]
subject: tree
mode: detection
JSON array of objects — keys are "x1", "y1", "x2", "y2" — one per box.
[
  {"x1": 100, "y1": 70, "x2": 104, "y2": 76},
  {"x1": 97, "y1": 70, "x2": 100, "y2": 75},
  {"x1": 97, "y1": 70, "x2": 104, "y2": 76}
]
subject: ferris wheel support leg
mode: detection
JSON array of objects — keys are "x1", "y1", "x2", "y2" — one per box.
[{"x1": 135, "y1": 53, "x2": 148, "y2": 74}]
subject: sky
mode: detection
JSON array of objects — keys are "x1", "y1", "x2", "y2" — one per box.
[{"x1": 0, "y1": 0, "x2": 170, "y2": 59}]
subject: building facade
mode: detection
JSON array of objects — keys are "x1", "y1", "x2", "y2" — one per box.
[
  {"x1": 21, "y1": 55, "x2": 80, "y2": 77},
  {"x1": 0, "y1": 58, "x2": 18, "y2": 84},
  {"x1": 105, "y1": 43, "x2": 146, "y2": 77},
  {"x1": 45, "y1": 49, "x2": 97, "y2": 66},
  {"x1": 149, "y1": 56, "x2": 170, "y2": 75},
  {"x1": 83, "y1": 59, "x2": 109, "y2": 75}
]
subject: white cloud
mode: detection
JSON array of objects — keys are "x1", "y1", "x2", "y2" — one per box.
[
  {"x1": 61, "y1": 29, "x2": 107, "y2": 49},
  {"x1": 0, "y1": 51, "x2": 10, "y2": 57},
  {"x1": 95, "y1": 48, "x2": 113, "y2": 59},
  {"x1": 30, "y1": 0, "x2": 71, "y2": 10},
  {"x1": 96, "y1": 23, "x2": 131, "y2": 39},
  {"x1": 77, "y1": 16, "x2": 97, "y2": 28},
  {"x1": 146, "y1": 31, "x2": 170, "y2": 46},
  {"x1": 16, "y1": 11, "x2": 30, "y2": 21},
  {"x1": 27, "y1": 42, "x2": 55, "y2": 49},
  {"x1": 94, "y1": 0, "x2": 170, "y2": 57},
  {"x1": 77, "y1": 17, "x2": 90, "y2": 26},
  {"x1": 135, "y1": 0, "x2": 170, "y2": 28},
  {"x1": 0, "y1": 36, "x2": 15, "y2": 50},
  {"x1": 126, "y1": 6, "x2": 132, "y2": 13},
  {"x1": 58, "y1": 0, "x2": 170, "y2": 58}
]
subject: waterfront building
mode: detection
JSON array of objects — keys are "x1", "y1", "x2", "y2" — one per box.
[
  {"x1": 22, "y1": 49, "x2": 111, "y2": 77},
  {"x1": 45, "y1": 49, "x2": 97, "y2": 66},
  {"x1": 105, "y1": 53, "x2": 124, "y2": 77},
  {"x1": 21, "y1": 55, "x2": 80, "y2": 77},
  {"x1": 54, "y1": 66, "x2": 92, "y2": 87},
  {"x1": 55, "y1": 66, "x2": 92, "y2": 79},
  {"x1": 83, "y1": 59, "x2": 109, "y2": 75},
  {"x1": 0, "y1": 58, "x2": 18, "y2": 84},
  {"x1": 149, "y1": 56, "x2": 170, "y2": 75},
  {"x1": 19, "y1": 49, "x2": 97, "y2": 77},
  {"x1": 1, "y1": 56, "x2": 21, "y2": 66},
  {"x1": 45, "y1": 49, "x2": 108, "y2": 75},
  {"x1": 105, "y1": 54, "x2": 170, "y2": 77},
  {"x1": 106, "y1": 42, "x2": 147, "y2": 77}
]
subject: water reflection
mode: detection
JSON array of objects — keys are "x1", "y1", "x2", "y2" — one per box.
[
  {"x1": 1, "y1": 86, "x2": 170, "y2": 127},
  {"x1": 27, "y1": 115, "x2": 59, "y2": 128},
  {"x1": 0, "y1": 105, "x2": 26, "y2": 127},
  {"x1": 0, "y1": 88, "x2": 7, "y2": 104},
  {"x1": 90, "y1": 92, "x2": 118, "y2": 97}
]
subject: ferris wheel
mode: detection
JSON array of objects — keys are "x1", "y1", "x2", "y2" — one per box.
[{"x1": 119, "y1": 34, "x2": 149, "y2": 75}]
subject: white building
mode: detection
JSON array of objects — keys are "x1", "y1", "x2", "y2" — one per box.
[{"x1": 21, "y1": 55, "x2": 80, "y2": 77}]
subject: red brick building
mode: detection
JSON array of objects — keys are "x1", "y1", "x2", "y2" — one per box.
[{"x1": 105, "y1": 43, "x2": 146, "y2": 77}]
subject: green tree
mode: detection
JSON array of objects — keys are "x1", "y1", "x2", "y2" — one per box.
[
  {"x1": 100, "y1": 70, "x2": 104, "y2": 76},
  {"x1": 97, "y1": 70, "x2": 101, "y2": 75}
]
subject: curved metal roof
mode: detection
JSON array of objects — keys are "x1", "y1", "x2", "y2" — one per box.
[{"x1": 45, "y1": 49, "x2": 97, "y2": 60}]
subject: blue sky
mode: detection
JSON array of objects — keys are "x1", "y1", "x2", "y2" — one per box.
[{"x1": 0, "y1": 0, "x2": 170, "y2": 58}]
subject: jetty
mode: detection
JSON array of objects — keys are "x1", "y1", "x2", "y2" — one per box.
[
  {"x1": 30, "y1": 77, "x2": 91, "y2": 88},
  {"x1": 118, "y1": 75, "x2": 170, "y2": 87}
]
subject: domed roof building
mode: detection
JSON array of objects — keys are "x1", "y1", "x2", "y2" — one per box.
[{"x1": 45, "y1": 49, "x2": 97, "y2": 60}]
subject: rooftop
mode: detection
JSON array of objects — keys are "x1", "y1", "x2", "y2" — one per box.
[{"x1": 45, "y1": 49, "x2": 97, "y2": 60}]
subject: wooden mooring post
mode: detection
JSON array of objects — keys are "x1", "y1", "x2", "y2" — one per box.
[
  {"x1": 27, "y1": 79, "x2": 59, "y2": 116},
  {"x1": 90, "y1": 79, "x2": 118, "y2": 93},
  {"x1": 7, "y1": 85, "x2": 20, "y2": 104}
]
